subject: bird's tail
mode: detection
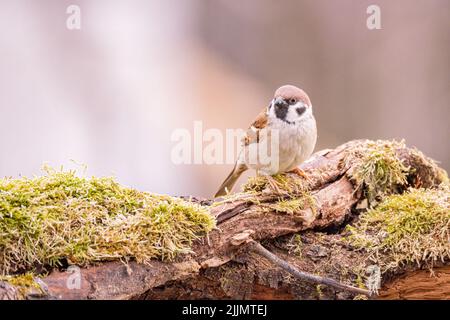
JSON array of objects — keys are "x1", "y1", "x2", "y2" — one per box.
[{"x1": 214, "y1": 162, "x2": 248, "y2": 198}]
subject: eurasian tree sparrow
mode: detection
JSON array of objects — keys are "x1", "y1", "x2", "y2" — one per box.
[{"x1": 215, "y1": 85, "x2": 317, "y2": 197}]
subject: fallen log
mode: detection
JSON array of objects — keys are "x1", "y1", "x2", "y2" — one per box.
[{"x1": 1, "y1": 140, "x2": 448, "y2": 300}]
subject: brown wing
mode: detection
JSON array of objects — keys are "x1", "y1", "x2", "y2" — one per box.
[{"x1": 243, "y1": 108, "x2": 268, "y2": 146}]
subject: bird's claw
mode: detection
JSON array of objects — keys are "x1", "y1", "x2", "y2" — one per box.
[
  {"x1": 289, "y1": 167, "x2": 311, "y2": 183},
  {"x1": 266, "y1": 175, "x2": 284, "y2": 195}
]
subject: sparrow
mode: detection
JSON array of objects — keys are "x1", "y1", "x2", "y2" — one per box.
[{"x1": 214, "y1": 85, "x2": 317, "y2": 197}]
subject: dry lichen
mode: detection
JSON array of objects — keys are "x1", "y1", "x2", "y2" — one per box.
[
  {"x1": 344, "y1": 140, "x2": 411, "y2": 205},
  {"x1": 346, "y1": 186, "x2": 450, "y2": 272},
  {"x1": 0, "y1": 166, "x2": 215, "y2": 275}
]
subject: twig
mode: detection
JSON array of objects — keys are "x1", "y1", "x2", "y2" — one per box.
[{"x1": 248, "y1": 240, "x2": 371, "y2": 297}]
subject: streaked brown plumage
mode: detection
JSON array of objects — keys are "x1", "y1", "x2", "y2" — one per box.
[{"x1": 215, "y1": 85, "x2": 317, "y2": 197}]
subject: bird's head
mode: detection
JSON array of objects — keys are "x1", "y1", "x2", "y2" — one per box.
[{"x1": 268, "y1": 85, "x2": 313, "y2": 124}]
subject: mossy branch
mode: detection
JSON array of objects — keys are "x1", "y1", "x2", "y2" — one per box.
[{"x1": 0, "y1": 139, "x2": 448, "y2": 300}]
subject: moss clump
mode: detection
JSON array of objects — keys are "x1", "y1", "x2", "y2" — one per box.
[
  {"x1": 212, "y1": 173, "x2": 311, "y2": 208},
  {"x1": 400, "y1": 145, "x2": 449, "y2": 189},
  {"x1": 241, "y1": 173, "x2": 316, "y2": 217},
  {"x1": 0, "y1": 272, "x2": 44, "y2": 299},
  {"x1": 439, "y1": 169, "x2": 449, "y2": 186},
  {"x1": 345, "y1": 140, "x2": 410, "y2": 204},
  {"x1": 268, "y1": 198, "x2": 308, "y2": 214},
  {"x1": 242, "y1": 173, "x2": 307, "y2": 194},
  {"x1": 347, "y1": 186, "x2": 450, "y2": 272},
  {"x1": 286, "y1": 234, "x2": 303, "y2": 257},
  {"x1": 266, "y1": 194, "x2": 316, "y2": 215},
  {"x1": 0, "y1": 272, "x2": 39, "y2": 288},
  {"x1": 0, "y1": 167, "x2": 215, "y2": 275},
  {"x1": 242, "y1": 175, "x2": 270, "y2": 193}
]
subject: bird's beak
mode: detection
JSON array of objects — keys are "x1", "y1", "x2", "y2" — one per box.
[{"x1": 274, "y1": 97, "x2": 287, "y2": 107}]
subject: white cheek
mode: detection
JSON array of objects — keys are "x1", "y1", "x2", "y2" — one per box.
[
  {"x1": 268, "y1": 106, "x2": 276, "y2": 119},
  {"x1": 286, "y1": 103, "x2": 302, "y2": 122},
  {"x1": 290, "y1": 103, "x2": 313, "y2": 122}
]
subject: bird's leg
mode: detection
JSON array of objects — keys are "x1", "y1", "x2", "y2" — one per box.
[
  {"x1": 289, "y1": 167, "x2": 311, "y2": 183},
  {"x1": 266, "y1": 175, "x2": 283, "y2": 195}
]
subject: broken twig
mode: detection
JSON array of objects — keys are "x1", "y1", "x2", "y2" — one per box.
[{"x1": 248, "y1": 240, "x2": 371, "y2": 297}]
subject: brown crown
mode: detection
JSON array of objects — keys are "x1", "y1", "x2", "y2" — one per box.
[{"x1": 274, "y1": 85, "x2": 311, "y2": 106}]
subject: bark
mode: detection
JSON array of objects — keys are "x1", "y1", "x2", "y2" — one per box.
[{"x1": 0, "y1": 140, "x2": 447, "y2": 300}]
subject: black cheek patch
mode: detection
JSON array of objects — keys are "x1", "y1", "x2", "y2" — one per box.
[
  {"x1": 296, "y1": 106, "x2": 306, "y2": 116},
  {"x1": 275, "y1": 105, "x2": 289, "y2": 120}
]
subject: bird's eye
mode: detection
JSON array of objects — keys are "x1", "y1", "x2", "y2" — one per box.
[{"x1": 289, "y1": 98, "x2": 297, "y2": 105}]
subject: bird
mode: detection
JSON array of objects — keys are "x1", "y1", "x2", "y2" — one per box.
[{"x1": 214, "y1": 85, "x2": 317, "y2": 198}]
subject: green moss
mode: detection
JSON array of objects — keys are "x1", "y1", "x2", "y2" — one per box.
[
  {"x1": 268, "y1": 198, "x2": 306, "y2": 214},
  {"x1": 345, "y1": 140, "x2": 411, "y2": 205},
  {"x1": 0, "y1": 272, "x2": 44, "y2": 299},
  {"x1": 316, "y1": 284, "x2": 324, "y2": 299},
  {"x1": 286, "y1": 234, "x2": 303, "y2": 257},
  {"x1": 242, "y1": 173, "x2": 307, "y2": 194},
  {"x1": 242, "y1": 176, "x2": 269, "y2": 193},
  {"x1": 0, "y1": 273, "x2": 39, "y2": 288},
  {"x1": 353, "y1": 294, "x2": 369, "y2": 300},
  {"x1": 355, "y1": 274, "x2": 365, "y2": 289},
  {"x1": 266, "y1": 194, "x2": 316, "y2": 215},
  {"x1": 241, "y1": 177, "x2": 318, "y2": 221},
  {"x1": 0, "y1": 166, "x2": 215, "y2": 275},
  {"x1": 346, "y1": 186, "x2": 450, "y2": 272},
  {"x1": 213, "y1": 173, "x2": 312, "y2": 212},
  {"x1": 439, "y1": 169, "x2": 449, "y2": 185}
]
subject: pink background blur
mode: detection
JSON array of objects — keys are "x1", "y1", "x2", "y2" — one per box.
[{"x1": 0, "y1": 0, "x2": 449, "y2": 197}]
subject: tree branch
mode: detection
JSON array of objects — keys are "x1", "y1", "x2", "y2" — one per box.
[{"x1": 1, "y1": 140, "x2": 447, "y2": 300}]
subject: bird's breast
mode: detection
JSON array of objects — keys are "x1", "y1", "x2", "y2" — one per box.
[
  {"x1": 277, "y1": 116, "x2": 317, "y2": 170},
  {"x1": 242, "y1": 115, "x2": 317, "y2": 175}
]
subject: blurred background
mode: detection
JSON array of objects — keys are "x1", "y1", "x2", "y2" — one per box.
[{"x1": 0, "y1": 0, "x2": 449, "y2": 197}]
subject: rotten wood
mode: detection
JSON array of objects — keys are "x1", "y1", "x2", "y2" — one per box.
[
  {"x1": 138, "y1": 232, "x2": 450, "y2": 300},
  {"x1": 378, "y1": 265, "x2": 450, "y2": 300}
]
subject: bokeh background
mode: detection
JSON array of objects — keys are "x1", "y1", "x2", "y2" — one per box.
[{"x1": 0, "y1": 0, "x2": 449, "y2": 197}]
